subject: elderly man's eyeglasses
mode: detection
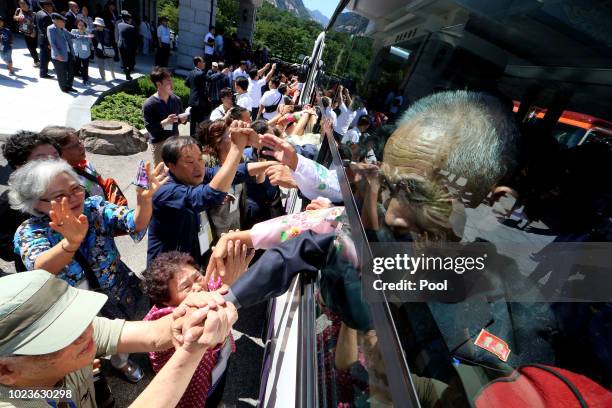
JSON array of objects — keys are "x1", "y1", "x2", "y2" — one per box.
[{"x1": 39, "y1": 185, "x2": 85, "y2": 203}]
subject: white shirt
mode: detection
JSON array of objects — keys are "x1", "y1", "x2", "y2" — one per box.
[
  {"x1": 204, "y1": 32, "x2": 215, "y2": 55},
  {"x1": 341, "y1": 128, "x2": 361, "y2": 144},
  {"x1": 322, "y1": 107, "x2": 337, "y2": 129},
  {"x1": 210, "y1": 104, "x2": 229, "y2": 121},
  {"x1": 334, "y1": 102, "x2": 356, "y2": 136},
  {"x1": 260, "y1": 89, "x2": 284, "y2": 120},
  {"x1": 351, "y1": 107, "x2": 368, "y2": 128},
  {"x1": 233, "y1": 67, "x2": 248, "y2": 81},
  {"x1": 236, "y1": 93, "x2": 252, "y2": 110},
  {"x1": 291, "y1": 155, "x2": 342, "y2": 202},
  {"x1": 247, "y1": 78, "x2": 267, "y2": 109},
  {"x1": 157, "y1": 25, "x2": 170, "y2": 44}
]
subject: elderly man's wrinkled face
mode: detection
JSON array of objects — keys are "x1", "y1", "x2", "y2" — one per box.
[
  {"x1": 380, "y1": 121, "x2": 458, "y2": 241},
  {"x1": 0, "y1": 324, "x2": 95, "y2": 387}
]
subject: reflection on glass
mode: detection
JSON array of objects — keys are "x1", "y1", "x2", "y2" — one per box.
[{"x1": 312, "y1": 0, "x2": 612, "y2": 406}]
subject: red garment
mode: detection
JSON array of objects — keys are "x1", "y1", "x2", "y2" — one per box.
[
  {"x1": 144, "y1": 305, "x2": 235, "y2": 408},
  {"x1": 475, "y1": 364, "x2": 612, "y2": 408}
]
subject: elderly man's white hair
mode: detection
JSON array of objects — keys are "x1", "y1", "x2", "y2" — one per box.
[
  {"x1": 9, "y1": 159, "x2": 80, "y2": 216},
  {"x1": 392, "y1": 90, "x2": 519, "y2": 197}
]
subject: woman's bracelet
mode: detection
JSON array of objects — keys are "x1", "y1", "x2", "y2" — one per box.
[{"x1": 61, "y1": 240, "x2": 78, "y2": 254}]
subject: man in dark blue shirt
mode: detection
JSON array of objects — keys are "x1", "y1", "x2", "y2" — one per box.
[
  {"x1": 143, "y1": 67, "x2": 188, "y2": 166},
  {"x1": 147, "y1": 128, "x2": 274, "y2": 266}
]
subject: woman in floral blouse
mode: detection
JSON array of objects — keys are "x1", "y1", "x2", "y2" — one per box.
[{"x1": 9, "y1": 158, "x2": 167, "y2": 382}]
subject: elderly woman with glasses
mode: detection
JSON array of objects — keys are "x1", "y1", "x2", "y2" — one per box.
[{"x1": 9, "y1": 158, "x2": 167, "y2": 383}]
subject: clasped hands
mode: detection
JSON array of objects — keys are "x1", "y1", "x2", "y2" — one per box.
[{"x1": 171, "y1": 239, "x2": 254, "y2": 352}]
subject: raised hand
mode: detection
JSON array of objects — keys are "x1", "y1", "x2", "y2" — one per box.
[
  {"x1": 222, "y1": 239, "x2": 254, "y2": 286},
  {"x1": 230, "y1": 122, "x2": 260, "y2": 148},
  {"x1": 265, "y1": 164, "x2": 298, "y2": 189},
  {"x1": 136, "y1": 162, "x2": 169, "y2": 201},
  {"x1": 259, "y1": 134, "x2": 298, "y2": 170},
  {"x1": 48, "y1": 197, "x2": 89, "y2": 247}
]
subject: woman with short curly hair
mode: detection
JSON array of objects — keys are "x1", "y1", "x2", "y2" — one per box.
[{"x1": 142, "y1": 248, "x2": 252, "y2": 408}]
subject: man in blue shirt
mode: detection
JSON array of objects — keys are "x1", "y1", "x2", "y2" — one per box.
[{"x1": 147, "y1": 127, "x2": 267, "y2": 266}]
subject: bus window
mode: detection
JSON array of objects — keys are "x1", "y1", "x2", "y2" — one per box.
[{"x1": 309, "y1": 0, "x2": 612, "y2": 407}]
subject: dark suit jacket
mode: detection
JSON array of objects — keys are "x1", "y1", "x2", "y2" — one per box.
[
  {"x1": 185, "y1": 68, "x2": 208, "y2": 108},
  {"x1": 35, "y1": 9, "x2": 52, "y2": 43},
  {"x1": 117, "y1": 21, "x2": 137, "y2": 51}
]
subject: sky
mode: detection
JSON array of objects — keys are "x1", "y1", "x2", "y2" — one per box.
[{"x1": 302, "y1": 0, "x2": 340, "y2": 18}]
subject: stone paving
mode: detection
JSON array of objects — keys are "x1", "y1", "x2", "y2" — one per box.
[{"x1": 0, "y1": 35, "x2": 164, "y2": 139}]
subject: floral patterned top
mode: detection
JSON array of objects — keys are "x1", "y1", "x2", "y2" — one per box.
[
  {"x1": 14, "y1": 196, "x2": 145, "y2": 289},
  {"x1": 250, "y1": 206, "x2": 358, "y2": 267}
]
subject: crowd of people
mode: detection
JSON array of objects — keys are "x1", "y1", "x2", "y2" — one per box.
[
  {"x1": 2, "y1": 10, "x2": 611, "y2": 408},
  {"x1": 0, "y1": 0, "x2": 273, "y2": 95},
  {"x1": 0, "y1": 39, "x2": 397, "y2": 404},
  {"x1": 1, "y1": 0, "x2": 164, "y2": 90}
]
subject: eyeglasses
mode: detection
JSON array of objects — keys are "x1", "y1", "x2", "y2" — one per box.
[
  {"x1": 381, "y1": 176, "x2": 414, "y2": 198},
  {"x1": 39, "y1": 185, "x2": 85, "y2": 203}
]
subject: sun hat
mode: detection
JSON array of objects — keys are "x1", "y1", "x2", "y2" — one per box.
[{"x1": 0, "y1": 270, "x2": 107, "y2": 356}]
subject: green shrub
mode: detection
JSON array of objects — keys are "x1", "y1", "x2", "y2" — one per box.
[
  {"x1": 91, "y1": 92, "x2": 147, "y2": 129},
  {"x1": 137, "y1": 76, "x2": 157, "y2": 97},
  {"x1": 136, "y1": 76, "x2": 189, "y2": 107},
  {"x1": 171, "y1": 77, "x2": 190, "y2": 107}
]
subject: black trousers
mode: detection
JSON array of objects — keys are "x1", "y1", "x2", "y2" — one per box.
[
  {"x1": 119, "y1": 47, "x2": 136, "y2": 74},
  {"x1": 52, "y1": 54, "x2": 74, "y2": 90},
  {"x1": 38, "y1": 39, "x2": 50, "y2": 76},
  {"x1": 74, "y1": 56, "x2": 89, "y2": 82},
  {"x1": 189, "y1": 104, "x2": 209, "y2": 136},
  {"x1": 155, "y1": 43, "x2": 170, "y2": 67},
  {"x1": 25, "y1": 35, "x2": 39, "y2": 63},
  {"x1": 204, "y1": 53, "x2": 213, "y2": 68}
]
